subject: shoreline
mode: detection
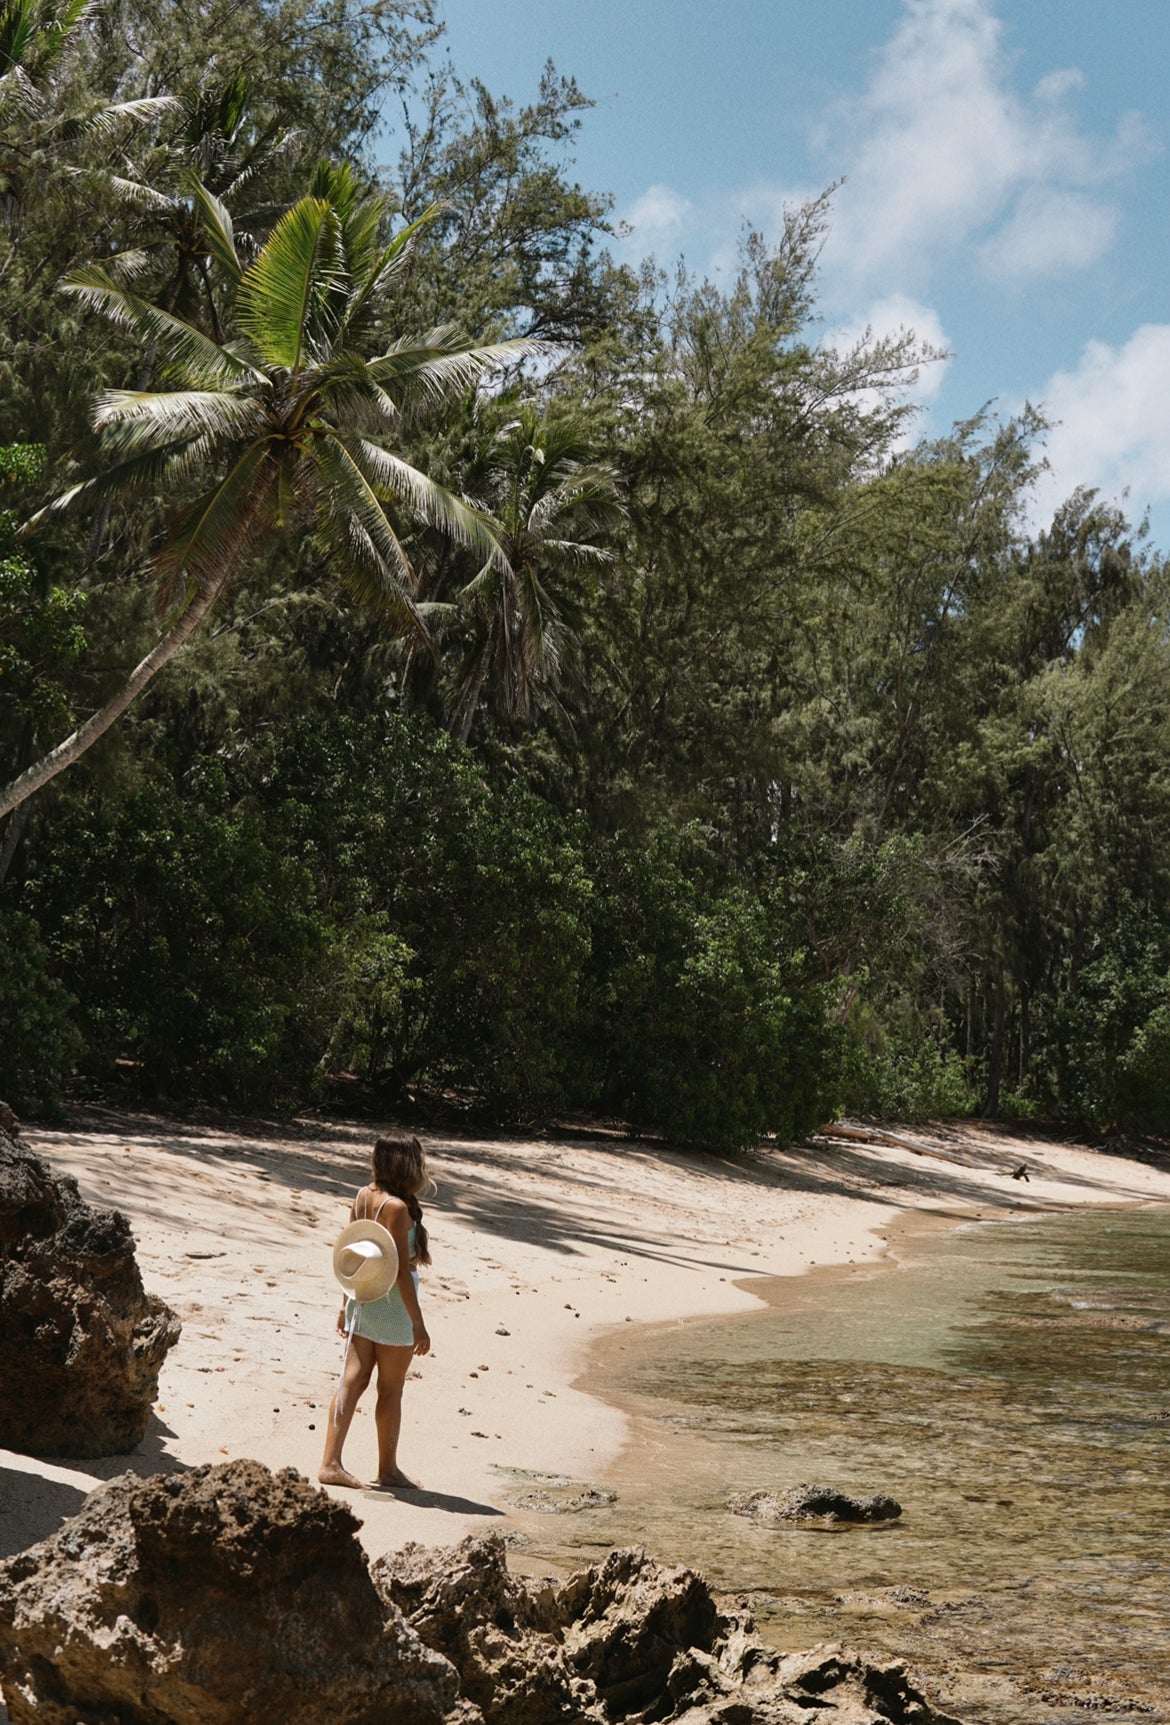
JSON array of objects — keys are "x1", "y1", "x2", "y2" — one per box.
[{"x1": 5, "y1": 1112, "x2": 1170, "y2": 1567}]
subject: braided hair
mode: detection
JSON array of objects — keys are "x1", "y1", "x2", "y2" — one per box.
[{"x1": 370, "y1": 1134, "x2": 432, "y2": 1265}]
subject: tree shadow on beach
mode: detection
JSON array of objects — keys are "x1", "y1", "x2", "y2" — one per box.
[{"x1": 27, "y1": 1106, "x2": 1163, "y2": 1279}]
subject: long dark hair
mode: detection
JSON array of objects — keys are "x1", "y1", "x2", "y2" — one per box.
[{"x1": 371, "y1": 1134, "x2": 431, "y2": 1265}]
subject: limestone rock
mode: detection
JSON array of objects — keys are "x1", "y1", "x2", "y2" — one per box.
[
  {"x1": 377, "y1": 1536, "x2": 959, "y2": 1725},
  {"x1": 0, "y1": 1459, "x2": 465, "y2": 1725},
  {"x1": 374, "y1": 1531, "x2": 597, "y2": 1724},
  {"x1": 376, "y1": 1537, "x2": 721, "y2": 1724},
  {"x1": 0, "y1": 1125, "x2": 180, "y2": 1456},
  {"x1": 666, "y1": 1640, "x2": 962, "y2": 1723},
  {"x1": 729, "y1": 1486, "x2": 902, "y2": 1525},
  {"x1": 555, "y1": 1545, "x2": 720, "y2": 1717}
]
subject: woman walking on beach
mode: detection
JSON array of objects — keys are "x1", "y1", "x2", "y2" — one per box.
[{"x1": 319, "y1": 1133, "x2": 432, "y2": 1489}]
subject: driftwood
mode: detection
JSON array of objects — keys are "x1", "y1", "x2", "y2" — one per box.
[{"x1": 814, "y1": 1120, "x2": 991, "y2": 1172}]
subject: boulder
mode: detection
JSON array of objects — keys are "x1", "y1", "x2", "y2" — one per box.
[
  {"x1": 729, "y1": 1486, "x2": 902, "y2": 1525},
  {"x1": 0, "y1": 1124, "x2": 180, "y2": 1456},
  {"x1": 0, "y1": 1459, "x2": 466, "y2": 1725},
  {"x1": 377, "y1": 1537, "x2": 719, "y2": 1724}
]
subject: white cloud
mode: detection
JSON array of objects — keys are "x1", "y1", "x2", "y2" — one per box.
[
  {"x1": 1029, "y1": 324, "x2": 1170, "y2": 525},
  {"x1": 979, "y1": 188, "x2": 1118, "y2": 281},
  {"x1": 620, "y1": 183, "x2": 696, "y2": 248},
  {"x1": 822, "y1": 0, "x2": 1147, "y2": 291}
]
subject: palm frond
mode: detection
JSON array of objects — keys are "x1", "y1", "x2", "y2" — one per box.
[
  {"x1": 344, "y1": 437, "x2": 508, "y2": 570},
  {"x1": 364, "y1": 334, "x2": 549, "y2": 413},
  {"x1": 62, "y1": 265, "x2": 268, "y2": 388},
  {"x1": 308, "y1": 433, "x2": 428, "y2": 635},
  {"x1": 22, "y1": 434, "x2": 221, "y2": 530},
  {"x1": 93, "y1": 388, "x2": 266, "y2": 446},
  {"x1": 187, "y1": 176, "x2": 243, "y2": 284},
  {"x1": 85, "y1": 93, "x2": 181, "y2": 139},
  {"x1": 100, "y1": 174, "x2": 180, "y2": 215},
  {"x1": 237, "y1": 195, "x2": 337, "y2": 372},
  {"x1": 154, "y1": 438, "x2": 280, "y2": 597},
  {"x1": 336, "y1": 202, "x2": 444, "y2": 345}
]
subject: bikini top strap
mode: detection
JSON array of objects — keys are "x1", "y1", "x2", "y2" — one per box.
[{"x1": 356, "y1": 1184, "x2": 405, "y2": 1240}]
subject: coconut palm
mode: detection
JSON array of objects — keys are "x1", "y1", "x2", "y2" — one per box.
[
  {"x1": 82, "y1": 71, "x2": 295, "y2": 344},
  {"x1": 0, "y1": 163, "x2": 536, "y2": 819},
  {"x1": 446, "y1": 404, "x2": 624, "y2": 744}
]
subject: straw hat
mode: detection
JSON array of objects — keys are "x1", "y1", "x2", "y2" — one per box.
[{"x1": 332, "y1": 1219, "x2": 399, "y2": 1303}]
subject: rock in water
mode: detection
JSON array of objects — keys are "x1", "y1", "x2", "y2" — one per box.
[
  {"x1": 0, "y1": 1460, "x2": 464, "y2": 1725},
  {"x1": 730, "y1": 1485, "x2": 903, "y2": 1524},
  {"x1": 0, "y1": 1123, "x2": 180, "y2": 1456},
  {"x1": 555, "y1": 1544, "x2": 720, "y2": 1717},
  {"x1": 668, "y1": 1638, "x2": 964, "y2": 1723}
]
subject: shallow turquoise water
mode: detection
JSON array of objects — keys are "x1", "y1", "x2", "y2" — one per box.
[{"x1": 523, "y1": 1207, "x2": 1170, "y2": 1724}]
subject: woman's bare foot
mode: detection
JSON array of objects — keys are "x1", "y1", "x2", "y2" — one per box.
[
  {"x1": 374, "y1": 1469, "x2": 420, "y2": 1489},
  {"x1": 318, "y1": 1464, "x2": 364, "y2": 1489}
]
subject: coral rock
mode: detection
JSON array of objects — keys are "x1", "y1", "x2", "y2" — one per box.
[
  {"x1": 729, "y1": 1486, "x2": 902, "y2": 1525},
  {"x1": 0, "y1": 1459, "x2": 464, "y2": 1725},
  {"x1": 0, "y1": 1125, "x2": 180, "y2": 1456}
]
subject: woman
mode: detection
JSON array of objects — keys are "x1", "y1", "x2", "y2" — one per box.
[{"x1": 318, "y1": 1133, "x2": 432, "y2": 1489}]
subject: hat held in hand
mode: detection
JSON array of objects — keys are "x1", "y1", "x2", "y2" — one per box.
[{"x1": 332, "y1": 1219, "x2": 399, "y2": 1303}]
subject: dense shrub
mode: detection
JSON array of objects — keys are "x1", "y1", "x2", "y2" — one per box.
[
  {"x1": 25, "y1": 769, "x2": 331, "y2": 1107},
  {"x1": 838, "y1": 1001, "x2": 972, "y2": 1122},
  {"x1": 583, "y1": 833, "x2": 838, "y2": 1151},
  {"x1": 0, "y1": 909, "x2": 82, "y2": 1112}
]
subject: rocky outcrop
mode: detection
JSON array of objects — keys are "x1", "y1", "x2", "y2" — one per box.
[
  {"x1": 730, "y1": 1485, "x2": 903, "y2": 1525},
  {"x1": 0, "y1": 1124, "x2": 180, "y2": 1456},
  {"x1": 376, "y1": 1533, "x2": 592, "y2": 1724},
  {"x1": 377, "y1": 1533, "x2": 959, "y2": 1725},
  {"x1": 0, "y1": 1459, "x2": 465, "y2": 1725},
  {"x1": 0, "y1": 1466, "x2": 959, "y2": 1725}
]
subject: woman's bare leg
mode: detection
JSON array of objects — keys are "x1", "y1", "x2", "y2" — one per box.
[
  {"x1": 373, "y1": 1343, "x2": 417, "y2": 1486},
  {"x1": 319, "y1": 1334, "x2": 375, "y2": 1487}
]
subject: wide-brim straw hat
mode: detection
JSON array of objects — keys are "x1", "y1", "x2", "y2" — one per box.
[{"x1": 332, "y1": 1219, "x2": 399, "y2": 1303}]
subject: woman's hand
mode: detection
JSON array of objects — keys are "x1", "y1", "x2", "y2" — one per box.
[
  {"x1": 412, "y1": 1322, "x2": 431, "y2": 1357},
  {"x1": 336, "y1": 1307, "x2": 348, "y2": 1337}
]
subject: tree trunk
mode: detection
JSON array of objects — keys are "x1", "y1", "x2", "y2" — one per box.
[
  {"x1": 984, "y1": 978, "x2": 1006, "y2": 1119},
  {"x1": 0, "y1": 796, "x2": 32, "y2": 887},
  {"x1": 0, "y1": 575, "x2": 226, "y2": 820}
]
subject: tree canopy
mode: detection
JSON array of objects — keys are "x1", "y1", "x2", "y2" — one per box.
[{"x1": 3, "y1": 0, "x2": 1170, "y2": 1152}]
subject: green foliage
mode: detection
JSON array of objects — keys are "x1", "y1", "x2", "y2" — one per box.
[
  {"x1": 0, "y1": 908, "x2": 82, "y2": 1111},
  {"x1": 284, "y1": 713, "x2": 594, "y2": 1117},
  {"x1": 28, "y1": 770, "x2": 331, "y2": 1105},
  {"x1": 584, "y1": 833, "x2": 837, "y2": 1150},
  {"x1": 839, "y1": 1003, "x2": 972, "y2": 1123},
  {"x1": 4, "y1": 0, "x2": 1170, "y2": 1150}
]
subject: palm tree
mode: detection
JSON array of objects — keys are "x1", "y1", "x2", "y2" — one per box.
[
  {"x1": 446, "y1": 404, "x2": 624, "y2": 744},
  {"x1": 0, "y1": 163, "x2": 536, "y2": 819},
  {"x1": 82, "y1": 71, "x2": 295, "y2": 346}
]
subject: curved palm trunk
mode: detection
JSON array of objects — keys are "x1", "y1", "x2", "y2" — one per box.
[{"x1": 0, "y1": 573, "x2": 226, "y2": 819}]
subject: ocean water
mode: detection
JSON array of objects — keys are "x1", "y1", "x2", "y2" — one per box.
[{"x1": 514, "y1": 1206, "x2": 1170, "y2": 1725}]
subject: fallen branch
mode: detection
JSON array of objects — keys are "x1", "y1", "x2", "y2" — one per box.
[{"x1": 815, "y1": 1119, "x2": 987, "y2": 1171}]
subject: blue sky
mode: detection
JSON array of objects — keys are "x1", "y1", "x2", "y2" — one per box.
[{"x1": 422, "y1": 0, "x2": 1170, "y2": 545}]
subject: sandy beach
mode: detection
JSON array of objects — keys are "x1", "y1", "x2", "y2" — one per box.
[{"x1": 5, "y1": 1111, "x2": 1170, "y2": 1570}]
